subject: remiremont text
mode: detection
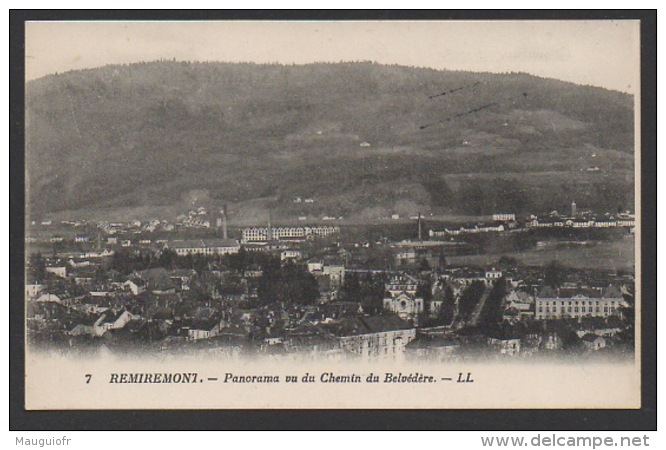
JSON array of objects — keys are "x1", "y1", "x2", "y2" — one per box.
[{"x1": 109, "y1": 373, "x2": 199, "y2": 383}]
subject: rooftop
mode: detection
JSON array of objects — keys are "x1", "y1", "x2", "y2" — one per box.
[
  {"x1": 169, "y1": 239, "x2": 239, "y2": 249},
  {"x1": 323, "y1": 314, "x2": 413, "y2": 337}
]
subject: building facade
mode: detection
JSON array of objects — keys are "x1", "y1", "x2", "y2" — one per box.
[
  {"x1": 492, "y1": 213, "x2": 516, "y2": 222},
  {"x1": 326, "y1": 315, "x2": 416, "y2": 359},
  {"x1": 535, "y1": 286, "x2": 626, "y2": 320},
  {"x1": 168, "y1": 239, "x2": 240, "y2": 256},
  {"x1": 241, "y1": 226, "x2": 339, "y2": 243},
  {"x1": 382, "y1": 275, "x2": 424, "y2": 323}
]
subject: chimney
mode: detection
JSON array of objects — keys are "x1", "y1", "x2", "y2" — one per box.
[
  {"x1": 418, "y1": 213, "x2": 422, "y2": 241},
  {"x1": 222, "y1": 204, "x2": 228, "y2": 240},
  {"x1": 267, "y1": 209, "x2": 273, "y2": 245}
]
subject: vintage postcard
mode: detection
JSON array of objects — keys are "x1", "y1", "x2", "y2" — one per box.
[{"x1": 23, "y1": 19, "x2": 641, "y2": 410}]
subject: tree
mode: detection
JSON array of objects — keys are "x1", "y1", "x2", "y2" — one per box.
[
  {"x1": 191, "y1": 254, "x2": 209, "y2": 273},
  {"x1": 218, "y1": 272, "x2": 245, "y2": 296},
  {"x1": 93, "y1": 265, "x2": 109, "y2": 283},
  {"x1": 478, "y1": 278, "x2": 507, "y2": 326},
  {"x1": 458, "y1": 281, "x2": 486, "y2": 320},
  {"x1": 28, "y1": 252, "x2": 46, "y2": 281},
  {"x1": 544, "y1": 260, "x2": 564, "y2": 288},
  {"x1": 157, "y1": 249, "x2": 179, "y2": 270},
  {"x1": 341, "y1": 271, "x2": 361, "y2": 301},
  {"x1": 498, "y1": 255, "x2": 519, "y2": 269},
  {"x1": 109, "y1": 249, "x2": 146, "y2": 274},
  {"x1": 438, "y1": 285, "x2": 456, "y2": 325},
  {"x1": 257, "y1": 262, "x2": 319, "y2": 306},
  {"x1": 416, "y1": 281, "x2": 432, "y2": 302},
  {"x1": 616, "y1": 284, "x2": 635, "y2": 349},
  {"x1": 359, "y1": 273, "x2": 386, "y2": 315},
  {"x1": 227, "y1": 247, "x2": 248, "y2": 273}
]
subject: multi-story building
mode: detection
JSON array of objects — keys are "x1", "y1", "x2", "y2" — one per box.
[
  {"x1": 430, "y1": 223, "x2": 505, "y2": 236},
  {"x1": 307, "y1": 260, "x2": 346, "y2": 290},
  {"x1": 322, "y1": 264, "x2": 345, "y2": 288},
  {"x1": 168, "y1": 239, "x2": 240, "y2": 256},
  {"x1": 535, "y1": 286, "x2": 626, "y2": 320},
  {"x1": 492, "y1": 213, "x2": 516, "y2": 222},
  {"x1": 280, "y1": 249, "x2": 302, "y2": 262},
  {"x1": 616, "y1": 218, "x2": 635, "y2": 227},
  {"x1": 241, "y1": 226, "x2": 339, "y2": 243},
  {"x1": 528, "y1": 216, "x2": 635, "y2": 229},
  {"x1": 441, "y1": 268, "x2": 502, "y2": 287},
  {"x1": 324, "y1": 314, "x2": 416, "y2": 359},
  {"x1": 395, "y1": 248, "x2": 418, "y2": 265}
]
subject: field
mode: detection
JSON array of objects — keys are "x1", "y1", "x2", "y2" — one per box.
[{"x1": 446, "y1": 235, "x2": 635, "y2": 270}]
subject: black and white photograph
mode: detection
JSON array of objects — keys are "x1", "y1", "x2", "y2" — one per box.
[{"x1": 19, "y1": 17, "x2": 647, "y2": 411}]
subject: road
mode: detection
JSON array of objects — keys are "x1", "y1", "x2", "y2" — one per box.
[{"x1": 469, "y1": 285, "x2": 491, "y2": 326}]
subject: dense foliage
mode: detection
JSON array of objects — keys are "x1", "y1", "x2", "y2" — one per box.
[{"x1": 458, "y1": 280, "x2": 487, "y2": 320}]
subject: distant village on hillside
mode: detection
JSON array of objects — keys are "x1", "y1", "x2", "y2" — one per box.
[{"x1": 25, "y1": 201, "x2": 635, "y2": 361}]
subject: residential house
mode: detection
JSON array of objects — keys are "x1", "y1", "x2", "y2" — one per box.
[
  {"x1": 503, "y1": 290, "x2": 534, "y2": 322},
  {"x1": 35, "y1": 292, "x2": 68, "y2": 306},
  {"x1": 97, "y1": 309, "x2": 137, "y2": 334},
  {"x1": 136, "y1": 268, "x2": 176, "y2": 294},
  {"x1": 487, "y1": 336, "x2": 521, "y2": 356},
  {"x1": 169, "y1": 269, "x2": 197, "y2": 291},
  {"x1": 581, "y1": 333, "x2": 607, "y2": 351},
  {"x1": 320, "y1": 302, "x2": 364, "y2": 321},
  {"x1": 124, "y1": 277, "x2": 147, "y2": 296},
  {"x1": 45, "y1": 265, "x2": 67, "y2": 278},
  {"x1": 405, "y1": 334, "x2": 460, "y2": 361},
  {"x1": 540, "y1": 332, "x2": 564, "y2": 351},
  {"x1": 185, "y1": 317, "x2": 222, "y2": 340},
  {"x1": 574, "y1": 316, "x2": 624, "y2": 338},
  {"x1": 25, "y1": 283, "x2": 45, "y2": 299},
  {"x1": 68, "y1": 315, "x2": 101, "y2": 337}
]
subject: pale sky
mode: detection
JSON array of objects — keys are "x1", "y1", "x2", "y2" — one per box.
[{"x1": 26, "y1": 20, "x2": 640, "y2": 94}]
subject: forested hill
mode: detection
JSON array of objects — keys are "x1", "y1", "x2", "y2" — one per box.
[{"x1": 26, "y1": 61, "x2": 635, "y2": 220}]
